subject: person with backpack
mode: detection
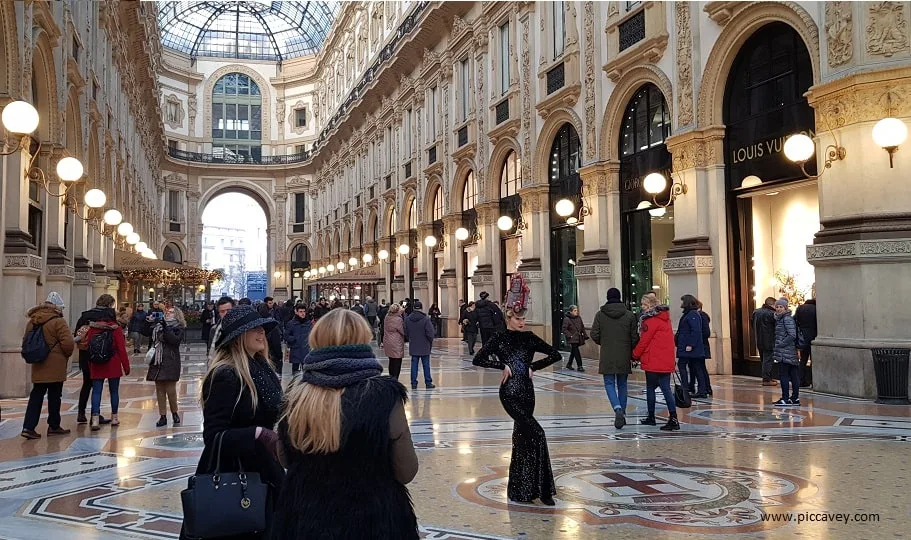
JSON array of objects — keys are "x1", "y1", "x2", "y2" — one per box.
[
  {"x1": 147, "y1": 305, "x2": 185, "y2": 427},
  {"x1": 86, "y1": 303, "x2": 131, "y2": 430},
  {"x1": 74, "y1": 294, "x2": 119, "y2": 426},
  {"x1": 20, "y1": 292, "x2": 76, "y2": 440}
]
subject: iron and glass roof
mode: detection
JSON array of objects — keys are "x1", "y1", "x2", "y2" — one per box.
[{"x1": 158, "y1": 1, "x2": 340, "y2": 61}]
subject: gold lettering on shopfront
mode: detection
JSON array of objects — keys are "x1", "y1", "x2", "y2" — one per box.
[{"x1": 731, "y1": 129, "x2": 816, "y2": 164}]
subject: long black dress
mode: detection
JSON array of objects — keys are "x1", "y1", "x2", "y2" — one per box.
[{"x1": 472, "y1": 329, "x2": 563, "y2": 503}]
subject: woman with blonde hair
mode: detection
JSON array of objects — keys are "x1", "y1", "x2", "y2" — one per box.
[
  {"x1": 270, "y1": 308, "x2": 418, "y2": 540},
  {"x1": 472, "y1": 308, "x2": 562, "y2": 506},
  {"x1": 381, "y1": 302, "x2": 406, "y2": 379},
  {"x1": 147, "y1": 303, "x2": 185, "y2": 427},
  {"x1": 179, "y1": 305, "x2": 284, "y2": 540}
]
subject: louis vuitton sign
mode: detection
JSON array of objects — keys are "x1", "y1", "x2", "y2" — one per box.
[{"x1": 731, "y1": 129, "x2": 816, "y2": 164}]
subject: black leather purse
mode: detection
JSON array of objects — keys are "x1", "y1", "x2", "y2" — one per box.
[
  {"x1": 673, "y1": 370, "x2": 693, "y2": 408},
  {"x1": 181, "y1": 432, "x2": 270, "y2": 539}
]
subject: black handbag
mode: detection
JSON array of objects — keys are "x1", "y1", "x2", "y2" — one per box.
[
  {"x1": 673, "y1": 370, "x2": 692, "y2": 408},
  {"x1": 181, "y1": 432, "x2": 270, "y2": 539}
]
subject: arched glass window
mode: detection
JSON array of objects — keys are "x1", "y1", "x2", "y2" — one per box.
[
  {"x1": 212, "y1": 73, "x2": 263, "y2": 162},
  {"x1": 500, "y1": 151, "x2": 520, "y2": 198},
  {"x1": 620, "y1": 84, "x2": 670, "y2": 157},
  {"x1": 371, "y1": 214, "x2": 379, "y2": 242},
  {"x1": 389, "y1": 208, "x2": 397, "y2": 235},
  {"x1": 462, "y1": 171, "x2": 478, "y2": 211},
  {"x1": 163, "y1": 243, "x2": 183, "y2": 264},
  {"x1": 408, "y1": 199, "x2": 417, "y2": 230},
  {"x1": 432, "y1": 186, "x2": 443, "y2": 221},
  {"x1": 291, "y1": 244, "x2": 311, "y2": 267},
  {"x1": 548, "y1": 124, "x2": 581, "y2": 185}
]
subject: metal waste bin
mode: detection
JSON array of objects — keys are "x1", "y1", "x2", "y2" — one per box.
[{"x1": 871, "y1": 348, "x2": 910, "y2": 404}]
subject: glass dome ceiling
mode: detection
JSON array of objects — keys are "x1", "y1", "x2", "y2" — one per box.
[{"x1": 158, "y1": 1, "x2": 340, "y2": 61}]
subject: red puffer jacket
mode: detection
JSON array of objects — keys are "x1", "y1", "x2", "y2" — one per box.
[
  {"x1": 86, "y1": 321, "x2": 131, "y2": 380},
  {"x1": 632, "y1": 308, "x2": 676, "y2": 373}
]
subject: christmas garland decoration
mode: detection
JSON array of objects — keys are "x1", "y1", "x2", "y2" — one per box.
[{"x1": 120, "y1": 267, "x2": 223, "y2": 286}]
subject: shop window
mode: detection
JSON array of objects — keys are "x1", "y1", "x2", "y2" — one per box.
[
  {"x1": 619, "y1": 84, "x2": 670, "y2": 158},
  {"x1": 500, "y1": 151, "x2": 520, "y2": 198},
  {"x1": 462, "y1": 171, "x2": 477, "y2": 211},
  {"x1": 432, "y1": 186, "x2": 443, "y2": 221}
]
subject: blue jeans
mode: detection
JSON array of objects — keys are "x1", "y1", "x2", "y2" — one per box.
[
  {"x1": 645, "y1": 372, "x2": 676, "y2": 416},
  {"x1": 410, "y1": 355, "x2": 432, "y2": 386},
  {"x1": 602, "y1": 374, "x2": 628, "y2": 412},
  {"x1": 779, "y1": 363, "x2": 800, "y2": 401},
  {"x1": 91, "y1": 378, "x2": 121, "y2": 415}
]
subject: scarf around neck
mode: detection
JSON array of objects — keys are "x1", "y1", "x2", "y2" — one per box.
[{"x1": 299, "y1": 344, "x2": 382, "y2": 389}]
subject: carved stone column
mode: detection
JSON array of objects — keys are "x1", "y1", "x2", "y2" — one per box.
[
  {"x1": 514, "y1": 187, "x2": 548, "y2": 336},
  {"x1": 186, "y1": 191, "x2": 201, "y2": 266},
  {"x1": 440, "y1": 214, "x2": 462, "y2": 336},
  {"x1": 471, "y1": 202, "x2": 499, "y2": 301},
  {"x1": 412, "y1": 224, "x2": 433, "y2": 306}
]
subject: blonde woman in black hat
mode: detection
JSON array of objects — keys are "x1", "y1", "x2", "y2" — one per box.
[
  {"x1": 180, "y1": 305, "x2": 285, "y2": 540},
  {"x1": 269, "y1": 308, "x2": 419, "y2": 540}
]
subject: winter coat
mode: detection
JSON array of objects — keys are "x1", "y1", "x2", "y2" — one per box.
[
  {"x1": 128, "y1": 309, "x2": 147, "y2": 333},
  {"x1": 773, "y1": 310, "x2": 800, "y2": 365},
  {"x1": 25, "y1": 304, "x2": 75, "y2": 384},
  {"x1": 383, "y1": 313, "x2": 406, "y2": 358},
  {"x1": 76, "y1": 306, "x2": 118, "y2": 365},
  {"x1": 270, "y1": 377, "x2": 418, "y2": 540},
  {"x1": 378, "y1": 304, "x2": 389, "y2": 323},
  {"x1": 351, "y1": 304, "x2": 366, "y2": 318},
  {"x1": 794, "y1": 299, "x2": 817, "y2": 351},
  {"x1": 266, "y1": 325, "x2": 283, "y2": 364},
  {"x1": 404, "y1": 311, "x2": 435, "y2": 356},
  {"x1": 590, "y1": 302, "x2": 638, "y2": 375},
  {"x1": 86, "y1": 321, "x2": 131, "y2": 380},
  {"x1": 751, "y1": 305, "x2": 776, "y2": 352},
  {"x1": 200, "y1": 308, "x2": 215, "y2": 332},
  {"x1": 146, "y1": 322, "x2": 183, "y2": 382},
  {"x1": 365, "y1": 300, "x2": 379, "y2": 317},
  {"x1": 675, "y1": 308, "x2": 706, "y2": 359},
  {"x1": 632, "y1": 307, "x2": 676, "y2": 373},
  {"x1": 284, "y1": 317, "x2": 313, "y2": 364},
  {"x1": 475, "y1": 298, "x2": 505, "y2": 331},
  {"x1": 699, "y1": 311, "x2": 712, "y2": 359},
  {"x1": 313, "y1": 304, "x2": 330, "y2": 321},
  {"x1": 561, "y1": 314, "x2": 587, "y2": 345},
  {"x1": 461, "y1": 309, "x2": 479, "y2": 334}
]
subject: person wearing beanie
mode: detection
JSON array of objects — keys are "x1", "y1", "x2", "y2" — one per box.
[
  {"x1": 404, "y1": 300, "x2": 436, "y2": 390},
  {"x1": 772, "y1": 297, "x2": 801, "y2": 406},
  {"x1": 20, "y1": 293, "x2": 76, "y2": 439},
  {"x1": 269, "y1": 309, "x2": 419, "y2": 540},
  {"x1": 181, "y1": 305, "x2": 285, "y2": 539},
  {"x1": 590, "y1": 288, "x2": 638, "y2": 429}
]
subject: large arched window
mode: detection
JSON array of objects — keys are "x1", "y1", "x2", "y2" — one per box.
[
  {"x1": 500, "y1": 151, "x2": 520, "y2": 198},
  {"x1": 462, "y1": 171, "x2": 478, "y2": 211},
  {"x1": 548, "y1": 124, "x2": 581, "y2": 185},
  {"x1": 371, "y1": 214, "x2": 379, "y2": 242},
  {"x1": 212, "y1": 73, "x2": 263, "y2": 162},
  {"x1": 408, "y1": 198, "x2": 417, "y2": 230},
  {"x1": 163, "y1": 243, "x2": 183, "y2": 264},
  {"x1": 389, "y1": 207, "x2": 397, "y2": 235},
  {"x1": 620, "y1": 84, "x2": 670, "y2": 157},
  {"x1": 291, "y1": 244, "x2": 311, "y2": 268},
  {"x1": 432, "y1": 186, "x2": 443, "y2": 221}
]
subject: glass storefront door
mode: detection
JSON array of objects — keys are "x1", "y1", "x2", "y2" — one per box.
[
  {"x1": 550, "y1": 226, "x2": 578, "y2": 349},
  {"x1": 622, "y1": 206, "x2": 674, "y2": 310}
]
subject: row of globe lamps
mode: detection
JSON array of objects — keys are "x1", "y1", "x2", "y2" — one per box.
[{"x1": 2, "y1": 101, "x2": 157, "y2": 259}]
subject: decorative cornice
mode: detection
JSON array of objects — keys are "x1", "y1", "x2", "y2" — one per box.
[
  {"x1": 662, "y1": 256, "x2": 715, "y2": 275},
  {"x1": 807, "y1": 239, "x2": 911, "y2": 265},
  {"x1": 807, "y1": 66, "x2": 911, "y2": 127}
]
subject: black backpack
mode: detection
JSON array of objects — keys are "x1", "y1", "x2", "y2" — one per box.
[
  {"x1": 88, "y1": 328, "x2": 116, "y2": 364},
  {"x1": 21, "y1": 319, "x2": 58, "y2": 364}
]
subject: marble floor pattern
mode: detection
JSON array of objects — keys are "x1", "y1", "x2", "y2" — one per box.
[{"x1": 0, "y1": 339, "x2": 909, "y2": 539}]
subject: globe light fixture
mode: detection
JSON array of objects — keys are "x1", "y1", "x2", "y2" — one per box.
[
  {"x1": 643, "y1": 172, "x2": 669, "y2": 195},
  {"x1": 783, "y1": 134, "x2": 815, "y2": 163},
  {"x1": 455, "y1": 227, "x2": 469, "y2": 241},
  {"x1": 1, "y1": 101, "x2": 39, "y2": 134},
  {"x1": 555, "y1": 198, "x2": 575, "y2": 217},
  {"x1": 740, "y1": 175, "x2": 763, "y2": 189},
  {"x1": 398, "y1": 244, "x2": 410, "y2": 255},
  {"x1": 349, "y1": 257, "x2": 358, "y2": 266},
  {"x1": 125, "y1": 232, "x2": 140, "y2": 245},
  {"x1": 497, "y1": 216, "x2": 514, "y2": 231},
  {"x1": 643, "y1": 172, "x2": 687, "y2": 209},
  {"x1": 84, "y1": 188, "x2": 107, "y2": 208},
  {"x1": 872, "y1": 117, "x2": 908, "y2": 168},
  {"x1": 117, "y1": 222, "x2": 133, "y2": 236},
  {"x1": 362, "y1": 253, "x2": 373, "y2": 263},
  {"x1": 327, "y1": 264, "x2": 335, "y2": 272},
  {"x1": 303, "y1": 270, "x2": 310, "y2": 278},
  {"x1": 273, "y1": 271, "x2": 282, "y2": 279},
  {"x1": 424, "y1": 235, "x2": 438, "y2": 247},
  {"x1": 636, "y1": 200, "x2": 652, "y2": 210},
  {"x1": 135, "y1": 241, "x2": 148, "y2": 252},
  {"x1": 319, "y1": 266, "x2": 326, "y2": 274},
  {"x1": 378, "y1": 249, "x2": 390, "y2": 260},
  {"x1": 56, "y1": 157, "x2": 84, "y2": 182},
  {"x1": 649, "y1": 207, "x2": 667, "y2": 218},
  {"x1": 103, "y1": 209, "x2": 123, "y2": 226},
  {"x1": 336, "y1": 261, "x2": 345, "y2": 270},
  {"x1": 566, "y1": 216, "x2": 578, "y2": 225}
]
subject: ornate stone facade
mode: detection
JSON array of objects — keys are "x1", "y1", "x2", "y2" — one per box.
[{"x1": 826, "y1": 1, "x2": 854, "y2": 68}]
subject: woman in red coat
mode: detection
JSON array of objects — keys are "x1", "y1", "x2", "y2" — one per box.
[
  {"x1": 632, "y1": 294, "x2": 679, "y2": 431},
  {"x1": 86, "y1": 310, "x2": 131, "y2": 430}
]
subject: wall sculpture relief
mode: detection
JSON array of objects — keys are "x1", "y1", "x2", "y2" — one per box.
[
  {"x1": 521, "y1": 15, "x2": 532, "y2": 187},
  {"x1": 866, "y1": 1, "x2": 909, "y2": 57},
  {"x1": 675, "y1": 2, "x2": 694, "y2": 127},
  {"x1": 826, "y1": 1, "x2": 854, "y2": 68},
  {"x1": 583, "y1": 1, "x2": 597, "y2": 161}
]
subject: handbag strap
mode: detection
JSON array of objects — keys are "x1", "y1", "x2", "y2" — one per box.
[{"x1": 207, "y1": 431, "x2": 225, "y2": 473}]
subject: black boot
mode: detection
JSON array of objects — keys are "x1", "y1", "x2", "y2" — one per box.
[
  {"x1": 640, "y1": 414, "x2": 656, "y2": 426},
  {"x1": 172, "y1": 412, "x2": 181, "y2": 425},
  {"x1": 660, "y1": 413, "x2": 681, "y2": 431},
  {"x1": 156, "y1": 415, "x2": 167, "y2": 427},
  {"x1": 614, "y1": 409, "x2": 626, "y2": 429}
]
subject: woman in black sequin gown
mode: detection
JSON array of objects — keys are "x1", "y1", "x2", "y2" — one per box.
[{"x1": 472, "y1": 308, "x2": 563, "y2": 505}]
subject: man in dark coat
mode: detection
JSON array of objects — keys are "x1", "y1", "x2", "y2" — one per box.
[
  {"x1": 404, "y1": 301, "x2": 436, "y2": 390},
  {"x1": 794, "y1": 297, "x2": 817, "y2": 387},
  {"x1": 751, "y1": 297, "x2": 777, "y2": 385},
  {"x1": 377, "y1": 299, "x2": 389, "y2": 345},
  {"x1": 590, "y1": 288, "x2": 639, "y2": 429},
  {"x1": 313, "y1": 298, "x2": 330, "y2": 321},
  {"x1": 128, "y1": 303, "x2": 148, "y2": 353},
  {"x1": 474, "y1": 292, "x2": 505, "y2": 345}
]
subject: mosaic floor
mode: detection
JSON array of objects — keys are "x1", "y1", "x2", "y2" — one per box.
[{"x1": 0, "y1": 339, "x2": 909, "y2": 539}]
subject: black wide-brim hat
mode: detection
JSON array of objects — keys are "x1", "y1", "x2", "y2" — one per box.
[{"x1": 214, "y1": 305, "x2": 278, "y2": 350}]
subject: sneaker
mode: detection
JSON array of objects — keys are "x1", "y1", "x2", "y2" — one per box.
[
  {"x1": 614, "y1": 409, "x2": 626, "y2": 429},
  {"x1": 411, "y1": 384, "x2": 418, "y2": 390},
  {"x1": 639, "y1": 415, "x2": 657, "y2": 426},
  {"x1": 772, "y1": 399, "x2": 791, "y2": 407},
  {"x1": 790, "y1": 399, "x2": 801, "y2": 406},
  {"x1": 426, "y1": 383, "x2": 436, "y2": 389},
  {"x1": 77, "y1": 415, "x2": 88, "y2": 425},
  {"x1": 20, "y1": 429, "x2": 41, "y2": 440},
  {"x1": 659, "y1": 416, "x2": 681, "y2": 431},
  {"x1": 47, "y1": 427, "x2": 71, "y2": 436}
]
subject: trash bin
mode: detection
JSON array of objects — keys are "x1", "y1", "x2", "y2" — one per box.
[{"x1": 871, "y1": 348, "x2": 910, "y2": 404}]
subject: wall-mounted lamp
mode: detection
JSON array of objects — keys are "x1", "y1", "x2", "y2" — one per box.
[
  {"x1": 872, "y1": 117, "x2": 908, "y2": 168},
  {"x1": 327, "y1": 264, "x2": 335, "y2": 272},
  {"x1": 378, "y1": 249, "x2": 390, "y2": 261},
  {"x1": 336, "y1": 261, "x2": 345, "y2": 270},
  {"x1": 423, "y1": 235, "x2": 437, "y2": 247},
  {"x1": 643, "y1": 172, "x2": 687, "y2": 209},
  {"x1": 273, "y1": 271, "x2": 282, "y2": 279},
  {"x1": 348, "y1": 256, "x2": 358, "y2": 267},
  {"x1": 319, "y1": 266, "x2": 327, "y2": 274},
  {"x1": 362, "y1": 253, "x2": 373, "y2": 264},
  {"x1": 555, "y1": 196, "x2": 591, "y2": 226},
  {"x1": 454, "y1": 227, "x2": 469, "y2": 241},
  {"x1": 398, "y1": 244, "x2": 410, "y2": 255},
  {"x1": 783, "y1": 133, "x2": 846, "y2": 178}
]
